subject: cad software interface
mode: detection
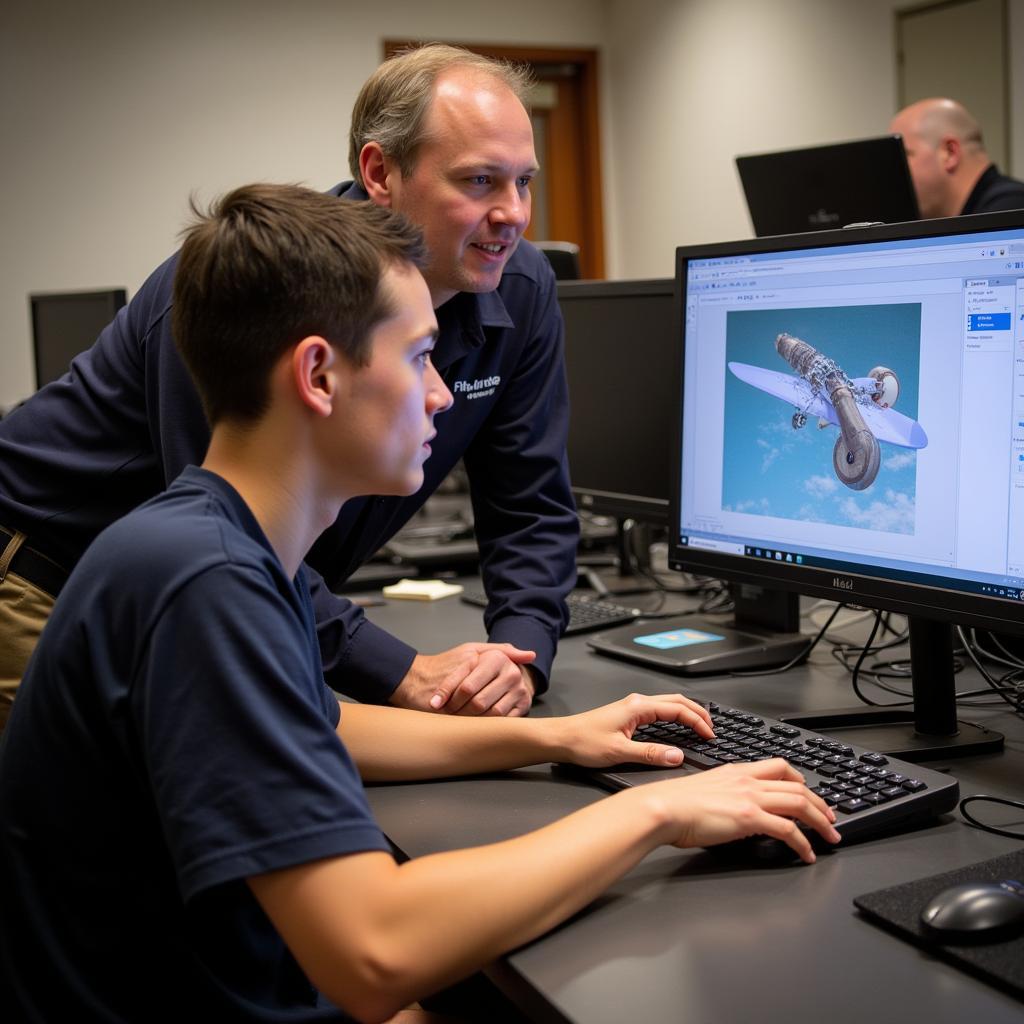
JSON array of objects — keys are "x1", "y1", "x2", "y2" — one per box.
[{"x1": 678, "y1": 224, "x2": 1024, "y2": 601}]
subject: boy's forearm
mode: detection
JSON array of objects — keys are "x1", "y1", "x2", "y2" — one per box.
[
  {"x1": 338, "y1": 701, "x2": 571, "y2": 781},
  {"x1": 376, "y1": 787, "x2": 668, "y2": 1001},
  {"x1": 255, "y1": 785, "x2": 670, "y2": 1020}
]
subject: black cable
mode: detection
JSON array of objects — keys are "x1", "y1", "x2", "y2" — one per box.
[
  {"x1": 956, "y1": 627, "x2": 1024, "y2": 716},
  {"x1": 697, "y1": 582, "x2": 733, "y2": 615},
  {"x1": 828, "y1": 619, "x2": 910, "y2": 672},
  {"x1": 969, "y1": 629, "x2": 1024, "y2": 672},
  {"x1": 632, "y1": 561, "x2": 706, "y2": 595},
  {"x1": 825, "y1": 616, "x2": 1024, "y2": 718},
  {"x1": 728, "y1": 601, "x2": 846, "y2": 678},
  {"x1": 959, "y1": 795, "x2": 1024, "y2": 841},
  {"x1": 849, "y1": 610, "x2": 888, "y2": 705},
  {"x1": 833, "y1": 615, "x2": 970, "y2": 707}
]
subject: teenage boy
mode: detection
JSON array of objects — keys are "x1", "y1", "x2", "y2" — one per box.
[{"x1": 0, "y1": 185, "x2": 838, "y2": 1023}]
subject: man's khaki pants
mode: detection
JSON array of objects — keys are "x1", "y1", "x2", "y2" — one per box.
[{"x1": 0, "y1": 562, "x2": 56, "y2": 733}]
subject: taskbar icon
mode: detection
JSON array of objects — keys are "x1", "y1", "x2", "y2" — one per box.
[{"x1": 745, "y1": 545, "x2": 803, "y2": 565}]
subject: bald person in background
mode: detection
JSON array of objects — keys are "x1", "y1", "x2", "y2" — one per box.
[{"x1": 890, "y1": 97, "x2": 1024, "y2": 218}]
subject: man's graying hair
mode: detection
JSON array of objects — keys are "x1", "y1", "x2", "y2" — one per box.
[{"x1": 348, "y1": 43, "x2": 534, "y2": 186}]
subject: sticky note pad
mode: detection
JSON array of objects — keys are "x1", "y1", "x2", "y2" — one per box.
[{"x1": 382, "y1": 578, "x2": 465, "y2": 601}]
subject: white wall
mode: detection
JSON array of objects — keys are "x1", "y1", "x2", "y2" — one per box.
[
  {"x1": 3, "y1": 0, "x2": 1022, "y2": 407},
  {"x1": 602, "y1": 0, "x2": 901, "y2": 276}
]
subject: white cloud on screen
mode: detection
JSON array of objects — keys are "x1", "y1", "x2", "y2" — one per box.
[{"x1": 838, "y1": 489, "x2": 915, "y2": 534}]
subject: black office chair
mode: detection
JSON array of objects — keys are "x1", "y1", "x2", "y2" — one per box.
[{"x1": 534, "y1": 241, "x2": 581, "y2": 280}]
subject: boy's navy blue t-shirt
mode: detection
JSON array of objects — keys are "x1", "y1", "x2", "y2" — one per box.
[{"x1": 0, "y1": 466, "x2": 389, "y2": 1022}]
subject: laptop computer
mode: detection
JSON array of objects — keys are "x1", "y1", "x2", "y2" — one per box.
[{"x1": 735, "y1": 135, "x2": 919, "y2": 237}]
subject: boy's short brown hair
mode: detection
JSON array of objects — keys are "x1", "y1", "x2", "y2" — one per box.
[{"x1": 173, "y1": 183, "x2": 426, "y2": 424}]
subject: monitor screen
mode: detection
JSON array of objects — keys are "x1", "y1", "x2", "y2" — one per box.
[
  {"x1": 671, "y1": 211, "x2": 1024, "y2": 757},
  {"x1": 558, "y1": 278, "x2": 675, "y2": 525},
  {"x1": 30, "y1": 289, "x2": 127, "y2": 390},
  {"x1": 735, "y1": 135, "x2": 919, "y2": 237}
]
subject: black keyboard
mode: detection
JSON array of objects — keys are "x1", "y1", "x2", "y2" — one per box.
[
  {"x1": 459, "y1": 588, "x2": 640, "y2": 636},
  {"x1": 557, "y1": 701, "x2": 960, "y2": 857}
]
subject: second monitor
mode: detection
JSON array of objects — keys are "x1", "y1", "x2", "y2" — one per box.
[
  {"x1": 30, "y1": 289, "x2": 128, "y2": 390},
  {"x1": 558, "y1": 277, "x2": 676, "y2": 527},
  {"x1": 735, "y1": 134, "x2": 919, "y2": 237}
]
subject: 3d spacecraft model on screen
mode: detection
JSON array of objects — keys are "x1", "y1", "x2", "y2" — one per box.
[{"x1": 729, "y1": 332, "x2": 928, "y2": 491}]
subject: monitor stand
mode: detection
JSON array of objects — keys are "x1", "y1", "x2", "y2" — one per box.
[
  {"x1": 586, "y1": 582, "x2": 808, "y2": 674},
  {"x1": 779, "y1": 617, "x2": 1004, "y2": 763},
  {"x1": 578, "y1": 520, "x2": 662, "y2": 596}
]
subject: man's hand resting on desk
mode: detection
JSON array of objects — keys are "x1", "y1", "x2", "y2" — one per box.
[{"x1": 390, "y1": 642, "x2": 537, "y2": 717}]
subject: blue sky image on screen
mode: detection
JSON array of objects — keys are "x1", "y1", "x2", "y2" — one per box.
[{"x1": 722, "y1": 303, "x2": 923, "y2": 534}]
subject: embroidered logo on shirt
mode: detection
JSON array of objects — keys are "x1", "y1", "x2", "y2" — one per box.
[{"x1": 452, "y1": 375, "x2": 501, "y2": 400}]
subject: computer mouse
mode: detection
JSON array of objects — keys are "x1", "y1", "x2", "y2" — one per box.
[{"x1": 920, "y1": 879, "x2": 1024, "y2": 943}]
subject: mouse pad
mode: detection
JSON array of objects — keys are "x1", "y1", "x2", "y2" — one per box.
[{"x1": 854, "y1": 847, "x2": 1024, "y2": 999}]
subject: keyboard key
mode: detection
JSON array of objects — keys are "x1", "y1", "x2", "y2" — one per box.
[{"x1": 839, "y1": 798, "x2": 872, "y2": 814}]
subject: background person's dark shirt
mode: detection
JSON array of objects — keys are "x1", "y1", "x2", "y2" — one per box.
[{"x1": 961, "y1": 164, "x2": 1024, "y2": 215}]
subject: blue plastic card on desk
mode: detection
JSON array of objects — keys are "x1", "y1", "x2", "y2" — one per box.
[{"x1": 632, "y1": 628, "x2": 725, "y2": 650}]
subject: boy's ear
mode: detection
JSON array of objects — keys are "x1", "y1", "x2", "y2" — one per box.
[
  {"x1": 359, "y1": 142, "x2": 397, "y2": 208},
  {"x1": 292, "y1": 336, "x2": 338, "y2": 417}
]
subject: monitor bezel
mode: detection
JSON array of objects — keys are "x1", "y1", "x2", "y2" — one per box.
[{"x1": 668, "y1": 209, "x2": 1024, "y2": 640}]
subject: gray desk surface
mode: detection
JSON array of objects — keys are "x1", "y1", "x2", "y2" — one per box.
[{"x1": 361, "y1": 586, "x2": 1024, "y2": 1023}]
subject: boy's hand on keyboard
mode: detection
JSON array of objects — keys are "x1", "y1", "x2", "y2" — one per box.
[
  {"x1": 650, "y1": 759, "x2": 840, "y2": 864},
  {"x1": 559, "y1": 693, "x2": 715, "y2": 769}
]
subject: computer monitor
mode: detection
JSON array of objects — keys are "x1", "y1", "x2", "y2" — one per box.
[
  {"x1": 558, "y1": 278, "x2": 675, "y2": 527},
  {"x1": 670, "y1": 210, "x2": 1024, "y2": 761},
  {"x1": 30, "y1": 289, "x2": 127, "y2": 390},
  {"x1": 735, "y1": 135, "x2": 919, "y2": 237}
]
